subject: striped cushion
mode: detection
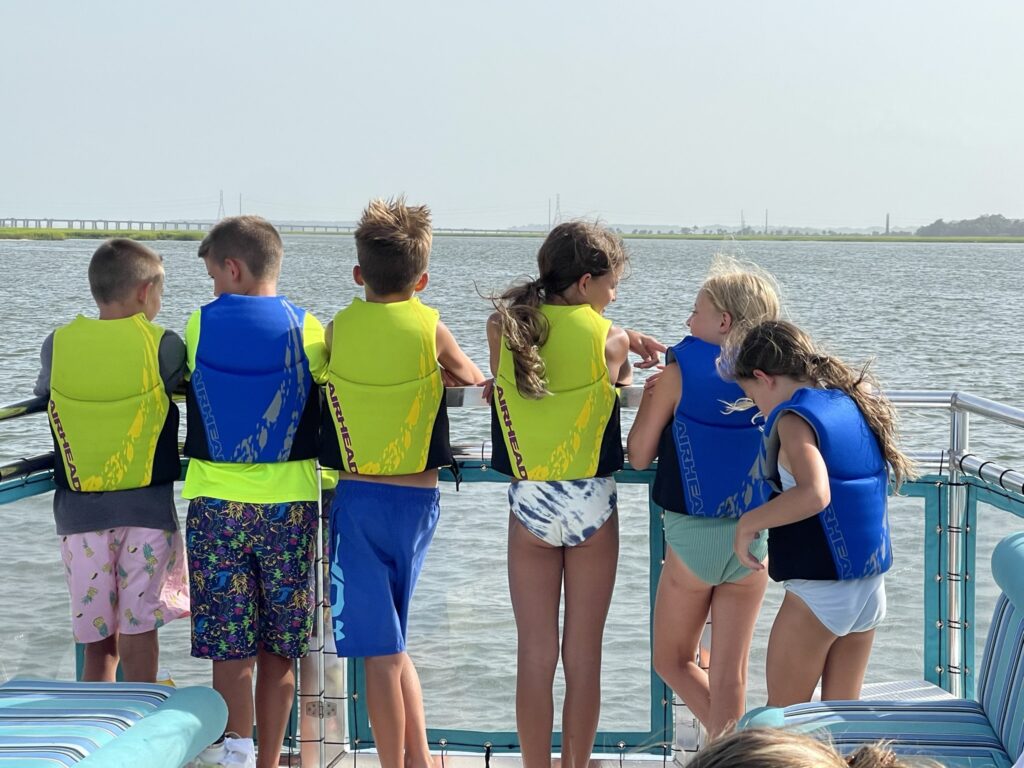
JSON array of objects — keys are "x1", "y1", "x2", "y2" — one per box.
[
  {"x1": 0, "y1": 679, "x2": 227, "y2": 767},
  {"x1": 0, "y1": 680, "x2": 169, "y2": 765},
  {"x1": 978, "y1": 591, "x2": 1024, "y2": 761},
  {"x1": 760, "y1": 699, "x2": 1013, "y2": 768}
]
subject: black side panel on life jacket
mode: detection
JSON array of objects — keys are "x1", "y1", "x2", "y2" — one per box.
[
  {"x1": 768, "y1": 515, "x2": 838, "y2": 581},
  {"x1": 652, "y1": 421, "x2": 687, "y2": 513}
]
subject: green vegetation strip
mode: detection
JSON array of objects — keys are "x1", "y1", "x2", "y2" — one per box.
[{"x1": 0, "y1": 228, "x2": 205, "y2": 241}]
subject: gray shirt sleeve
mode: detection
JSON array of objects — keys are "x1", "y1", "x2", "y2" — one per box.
[
  {"x1": 159, "y1": 329, "x2": 187, "y2": 395},
  {"x1": 33, "y1": 332, "x2": 55, "y2": 398}
]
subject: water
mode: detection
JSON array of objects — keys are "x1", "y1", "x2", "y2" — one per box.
[{"x1": 0, "y1": 235, "x2": 1022, "y2": 735}]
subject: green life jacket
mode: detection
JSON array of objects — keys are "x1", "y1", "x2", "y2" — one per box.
[
  {"x1": 320, "y1": 297, "x2": 452, "y2": 475},
  {"x1": 491, "y1": 303, "x2": 622, "y2": 481},
  {"x1": 48, "y1": 315, "x2": 180, "y2": 492}
]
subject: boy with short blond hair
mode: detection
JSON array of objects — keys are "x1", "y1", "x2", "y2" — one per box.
[
  {"x1": 34, "y1": 238, "x2": 189, "y2": 683},
  {"x1": 183, "y1": 215, "x2": 327, "y2": 768},
  {"x1": 321, "y1": 197, "x2": 484, "y2": 768}
]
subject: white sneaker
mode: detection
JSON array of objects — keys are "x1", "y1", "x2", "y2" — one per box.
[{"x1": 188, "y1": 733, "x2": 256, "y2": 768}]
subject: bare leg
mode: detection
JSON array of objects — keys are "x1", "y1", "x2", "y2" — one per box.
[
  {"x1": 364, "y1": 652, "x2": 408, "y2": 768},
  {"x1": 119, "y1": 629, "x2": 158, "y2": 682},
  {"x1": 213, "y1": 657, "x2": 257, "y2": 738},
  {"x1": 561, "y1": 512, "x2": 619, "y2": 768},
  {"x1": 255, "y1": 649, "x2": 296, "y2": 768},
  {"x1": 705, "y1": 569, "x2": 767, "y2": 736},
  {"x1": 508, "y1": 514, "x2": 564, "y2": 768},
  {"x1": 652, "y1": 550, "x2": 713, "y2": 727},
  {"x1": 82, "y1": 634, "x2": 119, "y2": 682},
  {"x1": 820, "y1": 629, "x2": 875, "y2": 701},
  {"x1": 400, "y1": 653, "x2": 433, "y2": 768},
  {"x1": 765, "y1": 592, "x2": 836, "y2": 707}
]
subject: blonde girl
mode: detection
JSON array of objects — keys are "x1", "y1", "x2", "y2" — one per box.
[
  {"x1": 627, "y1": 256, "x2": 781, "y2": 737},
  {"x1": 720, "y1": 320, "x2": 913, "y2": 706},
  {"x1": 487, "y1": 221, "x2": 631, "y2": 768},
  {"x1": 689, "y1": 727, "x2": 943, "y2": 768}
]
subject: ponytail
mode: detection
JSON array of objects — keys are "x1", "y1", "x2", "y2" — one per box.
[{"x1": 494, "y1": 279, "x2": 550, "y2": 399}]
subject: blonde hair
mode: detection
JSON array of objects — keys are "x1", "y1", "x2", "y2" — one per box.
[
  {"x1": 494, "y1": 221, "x2": 627, "y2": 399},
  {"x1": 700, "y1": 254, "x2": 781, "y2": 342},
  {"x1": 354, "y1": 197, "x2": 432, "y2": 294},
  {"x1": 199, "y1": 215, "x2": 283, "y2": 280},
  {"x1": 689, "y1": 728, "x2": 944, "y2": 768},
  {"x1": 719, "y1": 320, "x2": 915, "y2": 489}
]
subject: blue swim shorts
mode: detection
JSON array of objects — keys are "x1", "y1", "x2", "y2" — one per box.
[{"x1": 329, "y1": 480, "x2": 440, "y2": 658}]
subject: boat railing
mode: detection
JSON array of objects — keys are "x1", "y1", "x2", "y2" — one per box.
[{"x1": 1, "y1": 388, "x2": 1023, "y2": 766}]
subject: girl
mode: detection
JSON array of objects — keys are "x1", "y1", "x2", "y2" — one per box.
[
  {"x1": 720, "y1": 320, "x2": 913, "y2": 706},
  {"x1": 487, "y1": 221, "x2": 631, "y2": 768},
  {"x1": 627, "y1": 256, "x2": 781, "y2": 737}
]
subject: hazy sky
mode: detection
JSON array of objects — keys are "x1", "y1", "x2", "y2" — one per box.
[{"x1": 2, "y1": 1, "x2": 1022, "y2": 230}]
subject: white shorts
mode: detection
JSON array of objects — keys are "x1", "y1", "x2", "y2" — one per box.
[
  {"x1": 509, "y1": 477, "x2": 617, "y2": 547},
  {"x1": 785, "y1": 574, "x2": 886, "y2": 636}
]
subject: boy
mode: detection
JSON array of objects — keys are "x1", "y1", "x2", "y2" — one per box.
[
  {"x1": 34, "y1": 238, "x2": 189, "y2": 683},
  {"x1": 321, "y1": 198, "x2": 484, "y2": 768},
  {"x1": 183, "y1": 216, "x2": 327, "y2": 768}
]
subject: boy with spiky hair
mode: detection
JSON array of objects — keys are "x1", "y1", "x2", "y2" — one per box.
[
  {"x1": 321, "y1": 197, "x2": 484, "y2": 768},
  {"x1": 34, "y1": 238, "x2": 189, "y2": 683},
  {"x1": 184, "y1": 215, "x2": 328, "y2": 768}
]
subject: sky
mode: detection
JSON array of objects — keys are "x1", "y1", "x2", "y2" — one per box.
[{"x1": 1, "y1": 1, "x2": 1022, "y2": 230}]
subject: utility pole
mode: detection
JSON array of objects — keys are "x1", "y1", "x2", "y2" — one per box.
[
  {"x1": 554, "y1": 194, "x2": 562, "y2": 226},
  {"x1": 764, "y1": 209, "x2": 768, "y2": 235},
  {"x1": 885, "y1": 213, "x2": 890, "y2": 235},
  {"x1": 740, "y1": 209, "x2": 746, "y2": 233}
]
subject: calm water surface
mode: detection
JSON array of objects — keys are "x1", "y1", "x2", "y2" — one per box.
[{"x1": 0, "y1": 235, "x2": 1021, "y2": 734}]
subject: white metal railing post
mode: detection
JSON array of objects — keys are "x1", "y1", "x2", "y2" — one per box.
[{"x1": 945, "y1": 406, "x2": 970, "y2": 697}]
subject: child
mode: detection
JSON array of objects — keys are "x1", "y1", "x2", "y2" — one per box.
[
  {"x1": 626, "y1": 256, "x2": 780, "y2": 737},
  {"x1": 183, "y1": 216, "x2": 328, "y2": 768},
  {"x1": 487, "y1": 221, "x2": 631, "y2": 768},
  {"x1": 688, "y1": 727, "x2": 943, "y2": 768},
  {"x1": 34, "y1": 238, "x2": 189, "y2": 682},
  {"x1": 720, "y1": 320, "x2": 913, "y2": 706},
  {"x1": 320, "y1": 198, "x2": 484, "y2": 768}
]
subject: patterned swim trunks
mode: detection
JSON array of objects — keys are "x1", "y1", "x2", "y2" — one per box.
[
  {"x1": 61, "y1": 527, "x2": 189, "y2": 643},
  {"x1": 187, "y1": 497, "x2": 318, "y2": 660}
]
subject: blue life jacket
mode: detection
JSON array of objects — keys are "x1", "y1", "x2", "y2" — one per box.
[
  {"x1": 653, "y1": 336, "x2": 766, "y2": 518},
  {"x1": 184, "y1": 294, "x2": 319, "y2": 463},
  {"x1": 762, "y1": 386, "x2": 892, "y2": 581}
]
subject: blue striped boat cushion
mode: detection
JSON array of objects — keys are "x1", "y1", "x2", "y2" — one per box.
[
  {"x1": 986, "y1": 531, "x2": 1024, "y2": 763},
  {"x1": 0, "y1": 679, "x2": 228, "y2": 767},
  {"x1": 0, "y1": 679, "x2": 189, "y2": 766},
  {"x1": 750, "y1": 699, "x2": 1013, "y2": 768}
]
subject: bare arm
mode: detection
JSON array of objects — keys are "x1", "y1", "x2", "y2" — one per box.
[
  {"x1": 733, "y1": 413, "x2": 831, "y2": 569},
  {"x1": 624, "y1": 328, "x2": 667, "y2": 369},
  {"x1": 626, "y1": 361, "x2": 679, "y2": 469},
  {"x1": 607, "y1": 324, "x2": 632, "y2": 386},
  {"x1": 436, "y1": 320, "x2": 485, "y2": 385}
]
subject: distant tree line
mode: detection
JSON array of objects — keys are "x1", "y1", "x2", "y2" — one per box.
[{"x1": 916, "y1": 214, "x2": 1024, "y2": 237}]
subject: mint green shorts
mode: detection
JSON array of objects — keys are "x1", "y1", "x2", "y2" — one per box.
[{"x1": 663, "y1": 511, "x2": 767, "y2": 585}]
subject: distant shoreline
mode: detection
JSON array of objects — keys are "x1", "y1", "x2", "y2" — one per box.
[{"x1": 2, "y1": 227, "x2": 1024, "y2": 244}]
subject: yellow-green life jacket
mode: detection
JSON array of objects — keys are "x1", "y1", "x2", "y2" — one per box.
[
  {"x1": 491, "y1": 303, "x2": 622, "y2": 481},
  {"x1": 320, "y1": 298, "x2": 452, "y2": 475},
  {"x1": 48, "y1": 315, "x2": 180, "y2": 491}
]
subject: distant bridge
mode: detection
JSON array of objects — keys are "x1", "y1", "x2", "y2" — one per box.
[{"x1": 0, "y1": 218, "x2": 543, "y2": 237}]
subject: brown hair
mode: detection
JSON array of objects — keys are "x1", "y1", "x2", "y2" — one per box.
[
  {"x1": 688, "y1": 728, "x2": 943, "y2": 768},
  {"x1": 494, "y1": 221, "x2": 628, "y2": 399},
  {"x1": 88, "y1": 239, "x2": 164, "y2": 304},
  {"x1": 198, "y1": 215, "x2": 283, "y2": 280},
  {"x1": 719, "y1": 320, "x2": 915, "y2": 489},
  {"x1": 354, "y1": 197, "x2": 432, "y2": 295},
  {"x1": 700, "y1": 254, "x2": 782, "y2": 341}
]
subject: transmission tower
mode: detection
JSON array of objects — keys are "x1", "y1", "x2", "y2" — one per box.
[{"x1": 217, "y1": 190, "x2": 226, "y2": 220}]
